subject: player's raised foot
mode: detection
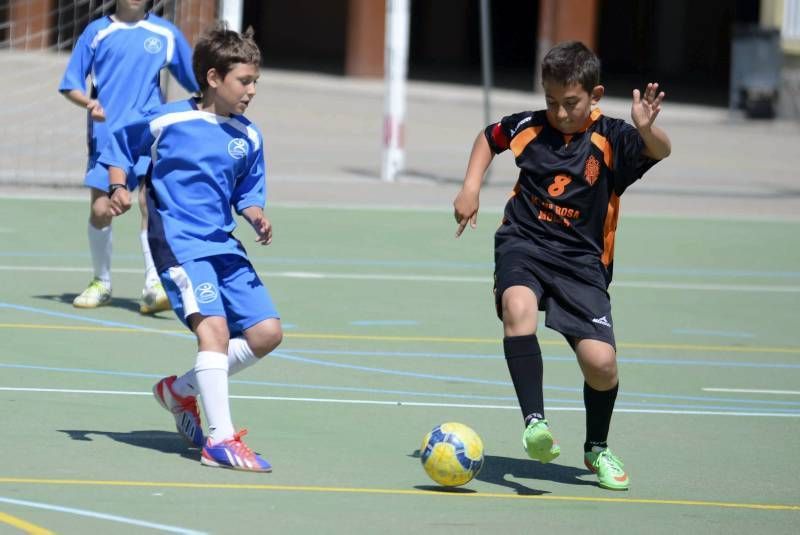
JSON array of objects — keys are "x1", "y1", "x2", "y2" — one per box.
[
  {"x1": 522, "y1": 419, "x2": 560, "y2": 463},
  {"x1": 140, "y1": 282, "x2": 171, "y2": 314},
  {"x1": 201, "y1": 429, "x2": 272, "y2": 472},
  {"x1": 73, "y1": 278, "x2": 111, "y2": 308},
  {"x1": 152, "y1": 375, "x2": 204, "y2": 448},
  {"x1": 584, "y1": 448, "x2": 629, "y2": 490}
]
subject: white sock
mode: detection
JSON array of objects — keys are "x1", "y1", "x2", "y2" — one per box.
[
  {"x1": 194, "y1": 351, "x2": 234, "y2": 444},
  {"x1": 88, "y1": 223, "x2": 112, "y2": 288},
  {"x1": 140, "y1": 230, "x2": 159, "y2": 288},
  {"x1": 228, "y1": 337, "x2": 260, "y2": 376},
  {"x1": 172, "y1": 338, "x2": 261, "y2": 396}
]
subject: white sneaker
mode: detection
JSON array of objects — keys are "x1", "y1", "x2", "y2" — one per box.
[
  {"x1": 73, "y1": 278, "x2": 111, "y2": 308},
  {"x1": 140, "y1": 282, "x2": 171, "y2": 314}
]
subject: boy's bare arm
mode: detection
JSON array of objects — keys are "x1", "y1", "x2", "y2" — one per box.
[
  {"x1": 241, "y1": 206, "x2": 273, "y2": 245},
  {"x1": 631, "y1": 82, "x2": 671, "y2": 160},
  {"x1": 454, "y1": 132, "x2": 494, "y2": 237},
  {"x1": 61, "y1": 89, "x2": 106, "y2": 122}
]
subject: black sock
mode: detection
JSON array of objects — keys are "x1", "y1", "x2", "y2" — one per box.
[
  {"x1": 503, "y1": 334, "x2": 544, "y2": 426},
  {"x1": 583, "y1": 382, "x2": 618, "y2": 452}
]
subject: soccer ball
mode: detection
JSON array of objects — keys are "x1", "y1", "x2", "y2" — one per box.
[{"x1": 420, "y1": 422, "x2": 484, "y2": 487}]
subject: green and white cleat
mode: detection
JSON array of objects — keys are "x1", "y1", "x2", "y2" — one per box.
[
  {"x1": 73, "y1": 278, "x2": 111, "y2": 308},
  {"x1": 140, "y1": 282, "x2": 171, "y2": 314},
  {"x1": 522, "y1": 419, "x2": 560, "y2": 463},
  {"x1": 584, "y1": 448, "x2": 629, "y2": 490}
]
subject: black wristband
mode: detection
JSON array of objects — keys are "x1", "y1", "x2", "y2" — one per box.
[{"x1": 108, "y1": 183, "x2": 126, "y2": 197}]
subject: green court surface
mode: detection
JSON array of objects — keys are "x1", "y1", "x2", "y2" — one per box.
[{"x1": 1, "y1": 197, "x2": 799, "y2": 534}]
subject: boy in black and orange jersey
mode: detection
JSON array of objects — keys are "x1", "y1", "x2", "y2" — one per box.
[{"x1": 453, "y1": 41, "x2": 670, "y2": 491}]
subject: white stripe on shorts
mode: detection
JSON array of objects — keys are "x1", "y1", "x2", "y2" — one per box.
[{"x1": 167, "y1": 265, "x2": 199, "y2": 318}]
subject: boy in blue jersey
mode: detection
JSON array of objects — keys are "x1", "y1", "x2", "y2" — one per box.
[
  {"x1": 453, "y1": 42, "x2": 671, "y2": 490},
  {"x1": 101, "y1": 23, "x2": 281, "y2": 472},
  {"x1": 59, "y1": 0, "x2": 198, "y2": 313}
]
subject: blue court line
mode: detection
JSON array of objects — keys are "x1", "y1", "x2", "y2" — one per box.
[
  {"x1": 2, "y1": 361, "x2": 798, "y2": 414},
  {"x1": 4, "y1": 302, "x2": 796, "y2": 371},
  {"x1": 0, "y1": 302, "x2": 193, "y2": 339},
  {"x1": 271, "y1": 352, "x2": 800, "y2": 407},
  {"x1": 283, "y1": 348, "x2": 800, "y2": 369},
  {"x1": 3, "y1": 302, "x2": 799, "y2": 410},
  {"x1": 672, "y1": 328, "x2": 755, "y2": 339}
]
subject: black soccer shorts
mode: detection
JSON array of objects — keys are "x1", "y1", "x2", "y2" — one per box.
[{"x1": 494, "y1": 247, "x2": 616, "y2": 349}]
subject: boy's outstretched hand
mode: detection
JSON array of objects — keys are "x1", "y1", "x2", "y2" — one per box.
[
  {"x1": 241, "y1": 206, "x2": 272, "y2": 245},
  {"x1": 453, "y1": 187, "x2": 479, "y2": 238},
  {"x1": 631, "y1": 82, "x2": 665, "y2": 131},
  {"x1": 251, "y1": 214, "x2": 273, "y2": 245}
]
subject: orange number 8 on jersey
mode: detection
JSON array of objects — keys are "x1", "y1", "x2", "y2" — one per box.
[{"x1": 547, "y1": 174, "x2": 572, "y2": 197}]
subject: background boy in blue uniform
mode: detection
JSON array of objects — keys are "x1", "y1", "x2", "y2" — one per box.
[
  {"x1": 453, "y1": 41, "x2": 671, "y2": 490},
  {"x1": 101, "y1": 23, "x2": 281, "y2": 471},
  {"x1": 59, "y1": 0, "x2": 198, "y2": 313}
]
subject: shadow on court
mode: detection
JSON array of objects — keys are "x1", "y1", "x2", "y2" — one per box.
[
  {"x1": 410, "y1": 450, "x2": 593, "y2": 495},
  {"x1": 59, "y1": 429, "x2": 199, "y2": 461},
  {"x1": 475, "y1": 454, "x2": 595, "y2": 494},
  {"x1": 34, "y1": 293, "x2": 174, "y2": 318}
]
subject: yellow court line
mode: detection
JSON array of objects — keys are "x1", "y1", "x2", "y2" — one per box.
[
  {"x1": 1, "y1": 323, "x2": 799, "y2": 354},
  {"x1": 0, "y1": 511, "x2": 54, "y2": 535},
  {"x1": 0, "y1": 478, "x2": 797, "y2": 512}
]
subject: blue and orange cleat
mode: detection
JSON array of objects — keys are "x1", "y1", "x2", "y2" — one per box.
[
  {"x1": 201, "y1": 429, "x2": 272, "y2": 472},
  {"x1": 152, "y1": 375, "x2": 204, "y2": 448}
]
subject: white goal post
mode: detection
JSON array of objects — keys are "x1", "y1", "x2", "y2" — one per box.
[{"x1": 381, "y1": 0, "x2": 409, "y2": 183}]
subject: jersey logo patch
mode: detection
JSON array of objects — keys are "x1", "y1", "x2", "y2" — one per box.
[
  {"x1": 584, "y1": 155, "x2": 600, "y2": 186},
  {"x1": 144, "y1": 36, "x2": 163, "y2": 54},
  {"x1": 194, "y1": 282, "x2": 218, "y2": 304},
  {"x1": 228, "y1": 138, "x2": 248, "y2": 160}
]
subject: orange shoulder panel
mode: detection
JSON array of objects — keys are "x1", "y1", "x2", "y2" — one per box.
[{"x1": 510, "y1": 126, "x2": 543, "y2": 157}]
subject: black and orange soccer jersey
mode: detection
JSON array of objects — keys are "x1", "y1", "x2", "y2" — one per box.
[{"x1": 486, "y1": 108, "x2": 659, "y2": 286}]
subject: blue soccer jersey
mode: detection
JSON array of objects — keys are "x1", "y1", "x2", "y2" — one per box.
[
  {"x1": 58, "y1": 13, "x2": 198, "y2": 165},
  {"x1": 98, "y1": 99, "x2": 267, "y2": 273}
]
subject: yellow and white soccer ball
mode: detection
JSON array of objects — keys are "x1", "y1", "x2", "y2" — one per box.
[{"x1": 420, "y1": 422, "x2": 484, "y2": 487}]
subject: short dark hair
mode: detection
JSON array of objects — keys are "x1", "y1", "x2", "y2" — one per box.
[
  {"x1": 540, "y1": 41, "x2": 600, "y2": 92},
  {"x1": 193, "y1": 22, "x2": 261, "y2": 93}
]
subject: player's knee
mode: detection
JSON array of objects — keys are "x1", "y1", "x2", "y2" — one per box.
[
  {"x1": 247, "y1": 319, "x2": 282, "y2": 357},
  {"x1": 89, "y1": 200, "x2": 112, "y2": 227},
  {"x1": 581, "y1": 347, "x2": 618, "y2": 387},
  {"x1": 501, "y1": 288, "x2": 537, "y2": 333}
]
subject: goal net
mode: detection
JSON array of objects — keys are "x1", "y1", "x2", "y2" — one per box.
[{"x1": 0, "y1": 0, "x2": 217, "y2": 187}]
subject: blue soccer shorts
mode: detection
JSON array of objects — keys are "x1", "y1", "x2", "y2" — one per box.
[
  {"x1": 161, "y1": 254, "x2": 279, "y2": 338},
  {"x1": 84, "y1": 154, "x2": 151, "y2": 191}
]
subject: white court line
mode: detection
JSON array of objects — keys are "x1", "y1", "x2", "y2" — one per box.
[
  {"x1": 703, "y1": 388, "x2": 800, "y2": 395},
  {"x1": 1, "y1": 386, "x2": 798, "y2": 418},
  {"x1": 0, "y1": 496, "x2": 205, "y2": 535},
  {"x1": 0, "y1": 265, "x2": 797, "y2": 292}
]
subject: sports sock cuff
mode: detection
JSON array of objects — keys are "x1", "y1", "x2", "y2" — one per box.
[
  {"x1": 194, "y1": 351, "x2": 229, "y2": 373},
  {"x1": 584, "y1": 382, "x2": 619, "y2": 396},
  {"x1": 503, "y1": 334, "x2": 541, "y2": 360}
]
